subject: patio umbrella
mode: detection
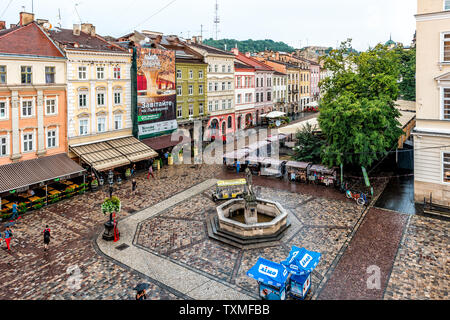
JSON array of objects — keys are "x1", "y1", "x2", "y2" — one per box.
[{"x1": 133, "y1": 283, "x2": 151, "y2": 291}]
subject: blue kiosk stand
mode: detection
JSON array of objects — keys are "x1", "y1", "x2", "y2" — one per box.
[
  {"x1": 247, "y1": 257, "x2": 290, "y2": 300},
  {"x1": 281, "y1": 246, "x2": 321, "y2": 300}
]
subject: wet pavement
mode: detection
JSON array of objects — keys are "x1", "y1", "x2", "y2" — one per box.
[
  {"x1": 316, "y1": 208, "x2": 409, "y2": 300},
  {"x1": 374, "y1": 172, "x2": 420, "y2": 215},
  {"x1": 0, "y1": 162, "x2": 448, "y2": 300}
]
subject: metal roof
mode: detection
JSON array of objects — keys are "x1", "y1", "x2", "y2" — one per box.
[
  {"x1": 70, "y1": 136, "x2": 158, "y2": 172},
  {"x1": 0, "y1": 153, "x2": 86, "y2": 194}
]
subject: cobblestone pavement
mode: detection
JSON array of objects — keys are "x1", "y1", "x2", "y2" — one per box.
[
  {"x1": 1, "y1": 161, "x2": 448, "y2": 300},
  {"x1": 383, "y1": 214, "x2": 449, "y2": 300},
  {"x1": 135, "y1": 185, "x2": 365, "y2": 299},
  {"x1": 0, "y1": 164, "x2": 219, "y2": 300}
]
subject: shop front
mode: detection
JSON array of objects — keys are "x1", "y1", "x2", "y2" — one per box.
[
  {"x1": 70, "y1": 136, "x2": 158, "y2": 185},
  {"x1": 0, "y1": 153, "x2": 86, "y2": 218}
]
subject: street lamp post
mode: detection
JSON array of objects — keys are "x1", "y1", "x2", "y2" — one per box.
[{"x1": 102, "y1": 170, "x2": 117, "y2": 241}]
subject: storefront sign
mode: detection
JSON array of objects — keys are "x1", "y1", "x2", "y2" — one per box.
[{"x1": 136, "y1": 47, "x2": 177, "y2": 140}]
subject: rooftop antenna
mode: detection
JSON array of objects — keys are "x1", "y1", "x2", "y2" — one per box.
[
  {"x1": 57, "y1": 8, "x2": 62, "y2": 28},
  {"x1": 213, "y1": 0, "x2": 220, "y2": 40},
  {"x1": 74, "y1": 3, "x2": 82, "y2": 24}
]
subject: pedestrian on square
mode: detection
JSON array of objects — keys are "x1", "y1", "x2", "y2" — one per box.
[
  {"x1": 147, "y1": 164, "x2": 155, "y2": 179},
  {"x1": 131, "y1": 164, "x2": 136, "y2": 176},
  {"x1": 236, "y1": 160, "x2": 241, "y2": 174},
  {"x1": 132, "y1": 179, "x2": 137, "y2": 194},
  {"x1": 164, "y1": 151, "x2": 169, "y2": 165},
  {"x1": 136, "y1": 289, "x2": 147, "y2": 300},
  {"x1": 11, "y1": 202, "x2": 19, "y2": 221},
  {"x1": 4, "y1": 226, "x2": 12, "y2": 251},
  {"x1": 43, "y1": 225, "x2": 51, "y2": 251}
]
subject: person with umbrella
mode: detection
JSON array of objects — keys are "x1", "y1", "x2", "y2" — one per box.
[{"x1": 134, "y1": 283, "x2": 150, "y2": 300}]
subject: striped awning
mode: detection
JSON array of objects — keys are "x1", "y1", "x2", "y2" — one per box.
[
  {"x1": 0, "y1": 153, "x2": 85, "y2": 194},
  {"x1": 70, "y1": 136, "x2": 158, "y2": 172}
]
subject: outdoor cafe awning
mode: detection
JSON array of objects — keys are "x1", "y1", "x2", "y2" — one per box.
[
  {"x1": 70, "y1": 136, "x2": 158, "y2": 172},
  {"x1": 0, "y1": 153, "x2": 86, "y2": 194}
]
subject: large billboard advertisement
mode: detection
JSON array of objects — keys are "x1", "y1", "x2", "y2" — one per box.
[{"x1": 136, "y1": 47, "x2": 177, "y2": 139}]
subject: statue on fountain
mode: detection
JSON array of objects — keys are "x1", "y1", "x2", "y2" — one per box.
[{"x1": 244, "y1": 167, "x2": 258, "y2": 224}]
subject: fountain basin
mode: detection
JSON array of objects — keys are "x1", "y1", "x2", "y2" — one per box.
[{"x1": 216, "y1": 198, "x2": 288, "y2": 238}]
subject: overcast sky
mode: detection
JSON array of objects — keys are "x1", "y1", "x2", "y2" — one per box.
[{"x1": 0, "y1": 0, "x2": 417, "y2": 51}]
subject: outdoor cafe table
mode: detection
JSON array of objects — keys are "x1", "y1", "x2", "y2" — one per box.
[
  {"x1": 28, "y1": 196, "x2": 42, "y2": 202},
  {"x1": 48, "y1": 190, "x2": 61, "y2": 196}
]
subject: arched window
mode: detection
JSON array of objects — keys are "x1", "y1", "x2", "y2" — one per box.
[{"x1": 227, "y1": 116, "x2": 232, "y2": 129}]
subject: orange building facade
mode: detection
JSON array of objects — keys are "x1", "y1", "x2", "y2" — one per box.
[{"x1": 0, "y1": 16, "x2": 68, "y2": 165}]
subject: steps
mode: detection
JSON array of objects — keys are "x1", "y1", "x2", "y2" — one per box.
[{"x1": 206, "y1": 214, "x2": 291, "y2": 249}]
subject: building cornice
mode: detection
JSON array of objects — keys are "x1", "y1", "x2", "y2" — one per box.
[{"x1": 415, "y1": 10, "x2": 450, "y2": 22}]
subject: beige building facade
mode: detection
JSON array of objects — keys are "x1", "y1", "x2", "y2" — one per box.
[{"x1": 414, "y1": 0, "x2": 450, "y2": 206}]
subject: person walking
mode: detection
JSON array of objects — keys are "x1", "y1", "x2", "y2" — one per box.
[
  {"x1": 163, "y1": 151, "x2": 169, "y2": 166},
  {"x1": 136, "y1": 289, "x2": 147, "y2": 300},
  {"x1": 43, "y1": 225, "x2": 51, "y2": 251},
  {"x1": 11, "y1": 202, "x2": 19, "y2": 221},
  {"x1": 131, "y1": 164, "x2": 136, "y2": 177},
  {"x1": 147, "y1": 163, "x2": 155, "y2": 179},
  {"x1": 236, "y1": 160, "x2": 241, "y2": 174},
  {"x1": 131, "y1": 179, "x2": 137, "y2": 195},
  {"x1": 4, "y1": 226, "x2": 12, "y2": 251}
]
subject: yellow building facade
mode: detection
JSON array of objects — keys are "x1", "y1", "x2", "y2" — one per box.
[{"x1": 48, "y1": 25, "x2": 133, "y2": 158}]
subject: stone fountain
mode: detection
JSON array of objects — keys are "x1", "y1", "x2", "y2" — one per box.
[{"x1": 206, "y1": 168, "x2": 290, "y2": 249}]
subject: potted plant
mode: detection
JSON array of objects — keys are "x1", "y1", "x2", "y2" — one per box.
[
  {"x1": 125, "y1": 168, "x2": 131, "y2": 179},
  {"x1": 101, "y1": 196, "x2": 121, "y2": 241},
  {"x1": 91, "y1": 178, "x2": 99, "y2": 191}
]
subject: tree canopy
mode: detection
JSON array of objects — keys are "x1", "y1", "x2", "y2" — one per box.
[
  {"x1": 203, "y1": 38, "x2": 295, "y2": 53},
  {"x1": 318, "y1": 39, "x2": 404, "y2": 168},
  {"x1": 293, "y1": 122, "x2": 324, "y2": 163}
]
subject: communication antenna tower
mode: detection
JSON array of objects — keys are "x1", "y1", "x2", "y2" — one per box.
[{"x1": 213, "y1": 0, "x2": 220, "y2": 40}]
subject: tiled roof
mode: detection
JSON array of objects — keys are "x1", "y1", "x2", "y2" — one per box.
[
  {"x1": 188, "y1": 42, "x2": 234, "y2": 56},
  {"x1": 235, "y1": 53, "x2": 273, "y2": 71},
  {"x1": 0, "y1": 22, "x2": 65, "y2": 58},
  {"x1": 48, "y1": 28, "x2": 126, "y2": 53},
  {"x1": 234, "y1": 61, "x2": 254, "y2": 70}
]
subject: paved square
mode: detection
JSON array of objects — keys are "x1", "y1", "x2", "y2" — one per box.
[{"x1": 135, "y1": 186, "x2": 364, "y2": 298}]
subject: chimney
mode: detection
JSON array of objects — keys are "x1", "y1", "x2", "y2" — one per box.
[
  {"x1": 81, "y1": 23, "x2": 95, "y2": 37},
  {"x1": 10, "y1": 24, "x2": 17, "y2": 28},
  {"x1": 191, "y1": 36, "x2": 197, "y2": 44},
  {"x1": 198, "y1": 36, "x2": 202, "y2": 44},
  {"x1": 245, "y1": 52, "x2": 251, "y2": 57},
  {"x1": 276, "y1": 52, "x2": 280, "y2": 60},
  {"x1": 0, "y1": 21, "x2": 5, "y2": 30},
  {"x1": 231, "y1": 47, "x2": 239, "y2": 56},
  {"x1": 36, "y1": 19, "x2": 49, "y2": 26},
  {"x1": 19, "y1": 12, "x2": 35, "y2": 26},
  {"x1": 73, "y1": 24, "x2": 81, "y2": 36}
]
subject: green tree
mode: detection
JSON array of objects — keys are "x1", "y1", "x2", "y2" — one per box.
[
  {"x1": 293, "y1": 122, "x2": 324, "y2": 163},
  {"x1": 203, "y1": 38, "x2": 295, "y2": 53},
  {"x1": 318, "y1": 39, "x2": 404, "y2": 168},
  {"x1": 394, "y1": 46, "x2": 416, "y2": 101}
]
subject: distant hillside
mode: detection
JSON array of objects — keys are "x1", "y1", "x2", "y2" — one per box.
[{"x1": 203, "y1": 38, "x2": 296, "y2": 53}]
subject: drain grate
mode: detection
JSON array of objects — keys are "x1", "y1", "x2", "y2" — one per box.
[{"x1": 115, "y1": 244, "x2": 129, "y2": 251}]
